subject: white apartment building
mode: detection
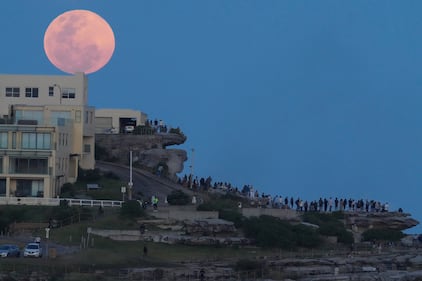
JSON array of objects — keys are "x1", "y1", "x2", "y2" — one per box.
[{"x1": 0, "y1": 73, "x2": 95, "y2": 199}]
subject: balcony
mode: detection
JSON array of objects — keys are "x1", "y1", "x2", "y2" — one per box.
[{"x1": 9, "y1": 158, "x2": 49, "y2": 175}]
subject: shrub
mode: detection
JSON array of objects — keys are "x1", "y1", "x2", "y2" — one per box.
[
  {"x1": 292, "y1": 224, "x2": 323, "y2": 248},
  {"x1": 61, "y1": 183, "x2": 76, "y2": 197},
  {"x1": 219, "y1": 209, "x2": 244, "y2": 228},
  {"x1": 362, "y1": 228, "x2": 405, "y2": 242},
  {"x1": 302, "y1": 212, "x2": 353, "y2": 245},
  {"x1": 167, "y1": 190, "x2": 190, "y2": 205},
  {"x1": 120, "y1": 200, "x2": 144, "y2": 218},
  {"x1": 242, "y1": 215, "x2": 322, "y2": 250},
  {"x1": 77, "y1": 167, "x2": 101, "y2": 182}
]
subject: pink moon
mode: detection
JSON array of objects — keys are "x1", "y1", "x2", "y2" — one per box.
[{"x1": 44, "y1": 10, "x2": 115, "y2": 74}]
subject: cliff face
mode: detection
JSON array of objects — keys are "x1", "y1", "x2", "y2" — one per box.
[
  {"x1": 345, "y1": 211, "x2": 419, "y2": 232},
  {"x1": 95, "y1": 133, "x2": 187, "y2": 181}
]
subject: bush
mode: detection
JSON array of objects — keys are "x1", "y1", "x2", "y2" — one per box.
[
  {"x1": 167, "y1": 190, "x2": 190, "y2": 205},
  {"x1": 77, "y1": 167, "x2": 101, "y2": 182},
  {"x1": 219, "y1": 209, "x2": 244, "y2": 228},
  {"x1": 61, "y1": 183, "x2": 76, "y2": 197},
  {"x1": 302, "y1": 212, "x2": 353, "y2": 245},
  {"x1": 120, "y1": 200, "x2": 144, "y2": 218},
  {"x1": 362, "y1": 228, "x2": 405, "y2": 242},
  {"x1": 242, "y1": 215, "x2": 322, "y2": 250}
]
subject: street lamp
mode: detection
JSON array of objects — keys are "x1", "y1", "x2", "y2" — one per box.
[
  {"x1": 53, "y1": 84, "x2": 62, "y2": 105},
  {"x1": 128, "y1": 150, "x2": 133, "y2": 200}
]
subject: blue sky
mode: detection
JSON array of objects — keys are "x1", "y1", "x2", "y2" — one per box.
[{"x1": 1, "y1": 1, "x2": 422, "y2": 233}]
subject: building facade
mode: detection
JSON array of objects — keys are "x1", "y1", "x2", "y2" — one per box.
[
  {"x1": 95, "y1": 108, "x2": 147, "y2": 134},
  {"x1": 0, "y1": 73, "x2": 95, "y2": 199}
]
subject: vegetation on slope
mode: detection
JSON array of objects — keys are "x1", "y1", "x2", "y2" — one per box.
[{"x1": 302, "y1": 211, "x2": 354, "y2": 245}]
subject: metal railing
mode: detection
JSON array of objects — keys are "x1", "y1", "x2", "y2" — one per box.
[{"x1": 0, "y1": 197, "x2": 123, "y2": 207}]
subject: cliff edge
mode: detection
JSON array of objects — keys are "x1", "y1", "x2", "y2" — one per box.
[{"x1": 95, "y1": 132, "x2": 187, "y2": 182}]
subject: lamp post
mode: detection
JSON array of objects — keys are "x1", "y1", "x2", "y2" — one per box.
[
  {"x1": 128, "y1": 149, "x2": 133, "y2": 200},
  {"x1": 45, "y1": 227, "x2": 50, "y2": 258},
  {"x1": 53, "y1": 84, "x2": 62, "y2": 105}
]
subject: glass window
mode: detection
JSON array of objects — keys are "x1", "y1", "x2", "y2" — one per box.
[
  {"x1": 61, "y1": 88, "x2": 76, "y2": 99},
  {"x1": 11, "y1": 159, "x2": 48, "y2": 175},
  {"x1": 84, "y1": 144, "x2": 91, "y2": 153},
  {"x1": 16, "y1": 179, "x2": 44, "y2": 197},
  {"x1": 12, "y1": 132, "x2": 16, "y2": 149},
  {"x1": 0, "y1": 132, "x2": 7, "y2": 149},
  {"x1": 15, "y1": 110, "x2": 43, "y2": 124},
  {"x1": 21, "y1": 133, "x2": 51, "y2": 149},
  {"x1": 49, "y1": 86, "x2": 54, "y2": 96},
  {"x1": 51, "y1": 111, "x2": 71, "y2": 126},
  {"x1": 25, "y1": 88, "x2": 39, "y2": 98},
  {"x1": 0, "y1": 179, "x2": 5, "y2": 196},
  {"x1": 5, "y1": 87, "x2": 19, "y2": 97}
]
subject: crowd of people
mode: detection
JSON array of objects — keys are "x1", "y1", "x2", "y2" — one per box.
[
  {"x1": 177, "y1": 174, "x2": 398, "y2": 213},
  {"x1": 145, "y1": 118, "x2": 168, "y2": 133}
]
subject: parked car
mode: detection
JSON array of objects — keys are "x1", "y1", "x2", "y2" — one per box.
[
  {"x1": 0, "y1": 244, "x2": 20, "y2": 258},
  {"x1": 23, "y1": 243, "x2": 42, "y2": 258},
  {"x1": 124, "y1": 125, "x2": 135, "y2": 133}
]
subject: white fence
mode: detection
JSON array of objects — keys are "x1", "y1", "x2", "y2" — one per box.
[{"x1": 0, "y1": 197, "x2": 123, "y2": 207}]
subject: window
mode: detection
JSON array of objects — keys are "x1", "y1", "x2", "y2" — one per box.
[
  {"x1": 16, "y1": 179, "x2": 44, "y2": 197},
  {"x1": 12, "y1": 132, "x2": 16, "y2": 149},
  {"x1": 25, "y1": 88, "x2": 39, "y2": 98},
  {"x1": 0, "y1": 132, "x2": 7, "y2": 149},
  {"x1": 61, "y1": 88, "x2": 76, "y2": 99},
  {"x1": 0, "y1": 179, "x2": 5, "y2": 196},
  {"x1": 50, "y1": 111, "x2": 71, "y2": 126},
  {"x1": 5, "y1": 87, "x2": 20, "y2": 97},
  {"x1": 84, "y1": 144, "x2": 91, "y2": 153},
  {"x1": 15, "y1": 110, "x2": 43, "y2": 124},
  {"x1": 0, "y1": 158, "x2": 3, "y2": 174},
  {"x1": 49, "y1": 86, "x2": 54, "y2": 96},
  {"x1": 21, "y1": 133, "x2": 51, "y2": 149},
  {"x1": 10, "y1": 159, "x2": 48, "y2": 175}
]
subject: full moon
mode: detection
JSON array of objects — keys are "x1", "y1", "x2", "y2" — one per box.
[{"x1": 44, "y1": 10, "x2": 115, "y2": 74}]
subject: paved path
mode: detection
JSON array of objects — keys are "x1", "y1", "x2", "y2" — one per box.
[{"x1": 95, "y1": 161, "x2": 194, "y2": 204}]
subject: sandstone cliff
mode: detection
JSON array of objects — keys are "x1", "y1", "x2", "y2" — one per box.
[{"x1": 95, "y1": 132, "x2": 187, "y2": 181}]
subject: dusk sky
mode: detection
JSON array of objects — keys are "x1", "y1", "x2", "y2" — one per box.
[{"x1": 1, "y1": 1, "x2": 422, "y2": 233}]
